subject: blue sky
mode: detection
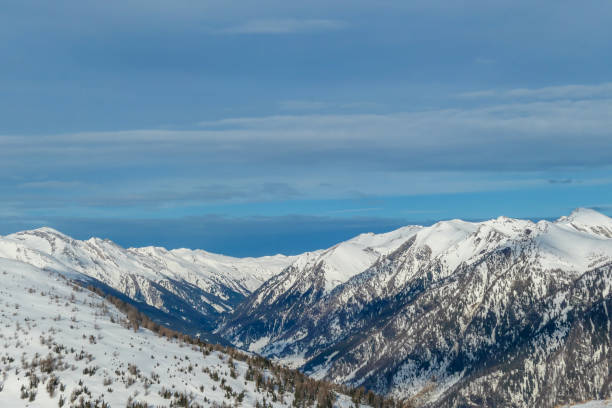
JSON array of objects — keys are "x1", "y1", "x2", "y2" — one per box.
[{"x1": 1, "y1": 0, "x2": 612, "y2": 256}]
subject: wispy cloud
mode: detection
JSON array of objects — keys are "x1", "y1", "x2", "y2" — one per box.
[
  {"x1": 19, "y1": 180, "x2": 84, "y2": 189},
  {"x1": 4, "y1": 89, "x2": 612, "y2": 174},
  {"x1": 2, "y1": 82, "x2": 612, "y2": 219},
  {"x1": 458, "y1": 82, "x2": 612, "y2": 100},
  {"x1": 215, "y1": 19, "x2": 347, "y2": 35},
  {"x1": 278, "y1": 100, "x2": 331, "y2": 111},
  {"x1": 547, "y1": 178, "x2": 574, "y2": 185},
  {"x1": 75, "y1": 182, "x2": 301, "y2": 208},
  {"x1": 278, "y1": 100, "x2": 381, "y2": 112}
]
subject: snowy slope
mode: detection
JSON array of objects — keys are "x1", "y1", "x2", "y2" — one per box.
[
  {"x1": 220, "y1": 209, "x2": 612, "y2": 407},
  {"x1": 220, "y1": 225, "x2": 423, "y2": 352},
  {"x1": 0, "y1": 257, "x2": 371, "y2": 407},
  {"x1": 556, "y1": 207, "x2": 612, "y2": 239},
  {"x1": 260, "y1": 225, "x2": 424, "y2": 301},
  {"x1": 133, "y1": 246, "x2": 291, "y2": 293},
  {"x1": 221, "y1": 210, "x2": 612, "y2": 355},
  {"x1": 0, "y1": 228, "x2": 294, "y2": 335}
]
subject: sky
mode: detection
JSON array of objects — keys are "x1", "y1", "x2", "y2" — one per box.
[{"x1": 1, "y1": 0, "x2": 612, "y2": 256}]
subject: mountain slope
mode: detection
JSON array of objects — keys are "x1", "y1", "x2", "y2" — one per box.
[
  {"x1": 220, "y1": 209, "x2": 612, "y2": 407},
  {"x1": 0, "y1": 257, "x2": 376, "y2": 407},
  {"x1": 0, "y1": 228, "x2": 294, "y2": 336},
  {"x1": 219, "y1": 225, "x2": 422, "y2": 354}
]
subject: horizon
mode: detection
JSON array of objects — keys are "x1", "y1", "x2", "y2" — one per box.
[
  {"x1": 2, "y1": 207, "x2": 607, "y2": 257},
  {"x1": 2, "y1": 1, "x2": 612, "y2": 256}
]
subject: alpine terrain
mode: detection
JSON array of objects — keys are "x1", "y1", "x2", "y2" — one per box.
[
  {"x1": 220, "y1": 209, "x2": 612, "y2": 407},
  {"x1": 0, "y1": 209, "x2": 610, "y2": 407},
  {"x1": 0, "y1": 228, "x2": 294, "y2": 341},
  {"x1": 0, "y1": 256, "x2": 383, "y2": 407}
]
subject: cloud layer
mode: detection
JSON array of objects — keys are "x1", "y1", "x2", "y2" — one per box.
[
  {"x1": 2, "y1": 1, "x2": 612, "y2": 253},
  {"x1": 4, "y1": 86, "x2": 612, "y2": 176},
  {"x1": 1, "y1": 82, "x2": 611, "y2": 227}
]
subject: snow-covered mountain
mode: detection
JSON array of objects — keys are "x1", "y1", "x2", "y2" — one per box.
[
  {"x1": 0, "y1": 227, "x2": 294, "y2": 338},
  {"x1": 219, "y1": 209, "x2": 612, "y2": 407},
  {"x1": 1, "y1": 209, "x2": 610, "y2": 407},
  {"x1": 0, "y1": 257, "x2": 375, "y2": 407},
  {"x1": 220, "y1": 225, "x2": 422, "y2": 353}
]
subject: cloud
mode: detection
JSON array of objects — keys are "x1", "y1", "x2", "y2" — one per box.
[
  {"x1": 215, "y1": 19, "x2": 347, "y2": 34},
  {"x1": 3, "y1": 90, "x2": 612, "y2": 174},
  {"x1": 278, "y1": 100, "x2": 331, "y2": 111},
  {"x1": 458, "y1": 82, "x2": 612, "y2": 100},
  {"x1": 547, "y1": 178, "x2": 573, "y2": 184},
  {"x1": 18, "y1": 180, "x2": 84, "y2": 189},
  {"x1": 2, "y1": 82, "x2": 612, "y2": 218},
  {"x1": 278, "y1": 100, "x2": 381, "y2": 112},
  {"x1": 76, "y1": 182, "x2": 301, "y2": 208}
]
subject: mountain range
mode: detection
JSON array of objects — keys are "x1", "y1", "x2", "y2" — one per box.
[
  {"x1": 0, "y1": 227, "x2": 294, "y2": 342},
  {"x1": 0, "y1": 208, "x2": 610, "y2": 407}
]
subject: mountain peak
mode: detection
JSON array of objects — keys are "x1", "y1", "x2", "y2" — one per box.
[
  {"x1": 6, "y1": 226, "x2": 74, "y2": 249},
  {"x1": 555, "y1": 208, "x2": 612, "y2": 238},
  {"x1": 566, "y1": 207, "x2": 611, "y2": 223}
]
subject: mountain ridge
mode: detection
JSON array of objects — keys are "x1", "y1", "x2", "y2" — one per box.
[
  {"x1": 218, "y1": 209, "x2": 612, "y2": 407},
  {"x1": 1, "y1": 209, "x2": 611, "y2": 407},
  {"x1": 0, "y1": 227, "x2": 296, "y2": 339}
]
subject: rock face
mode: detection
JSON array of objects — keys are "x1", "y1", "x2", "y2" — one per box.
[
  {"x1": 219, "y1": 225, "x2": 423, "y2": 354},
  {"x1": 0, "y1": 227, "x2": 294, "y2": 337},
  {"x1": 219, "y1": 209, "x2": 612, "y2": 407}
]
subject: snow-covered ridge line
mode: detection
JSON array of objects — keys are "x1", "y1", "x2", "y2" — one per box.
[
  {"x1": 0, "y1": 227, "x2": 297, "y2": 336},
  {"x1": 0, "y1": 226, "x2": 294, "y2": 293}
]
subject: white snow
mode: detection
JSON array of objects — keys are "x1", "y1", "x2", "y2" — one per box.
[
  {"x1": 0, "y1": 257, "x2": 369, "y2": 407},
  {"x1": 557, "y1": 208, "x2": 612, "y2": 238},
  {"x1": 283, "y1": 225, "x2": 423, "y2": 293},
  {"x1": 244, "y1": 209, "x2": 612, "y2": 387},
  {"x1": 247, "y1": 336, "x2": 271, "y2": 353},
  {"x1": 413, "y1": 219, "x2": 479, "y2": 258},
  {"x1": 0, "y1": 228, "x2": 296, "y2": 314}
]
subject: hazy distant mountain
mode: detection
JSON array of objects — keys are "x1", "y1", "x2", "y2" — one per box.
[{"x1": 0, "y1": 227, "x2": 294, "y2": 339}]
